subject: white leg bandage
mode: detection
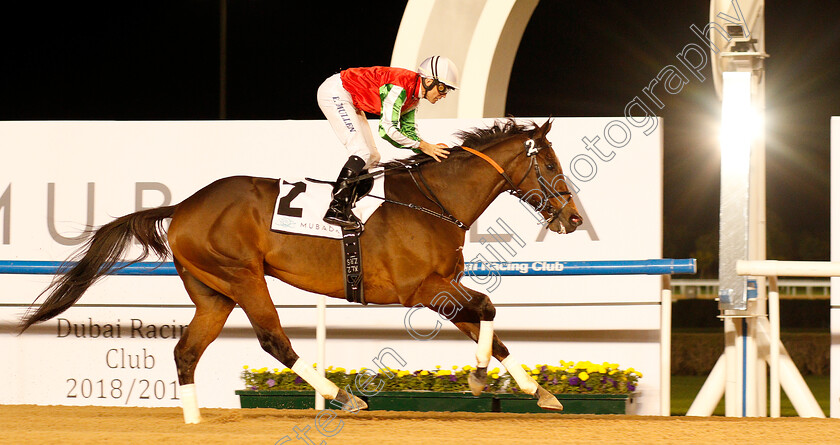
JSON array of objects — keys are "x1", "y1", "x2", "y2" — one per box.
[
  {"x1": 180, "y1": 384, "x2": 201, "y2": 424},
  {"x1": 476, "y1": 320, "x2": 493, "y2": 368},
  {"x1": 292, "y1": 360, "x2": 340, "y2": 399},
  {"x1": 502, "y1": 355, "x2": 539, "y2": 395}
]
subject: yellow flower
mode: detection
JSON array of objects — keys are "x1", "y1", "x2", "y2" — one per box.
[
  {"x1": 420, "y1": 370, "x2": 429, "y2": 376},
  {"x1": 273, "y1": 368, "x2": 279, "y2": 373},
  {"x1": 463, "y1": 365, "x2": 472, "y2": 371},
  {"x1": 578, "y1": 372, "x2": 590, "y2": 381},
  {"x1": 491, "y1": 367, "x2": 500, "y2": 374},
  {"x1": 436, "y1": 370, "x2": 451, "y2": 376},
  {"x1": 243, "y1": 365, "x2": 249, "y2": 370},
  {"x1": 531, "y1": 369, "x2": 541, "y2": 375},
  {"x1": 490, "y1": 373, "x2": 499, "y2": 379}
]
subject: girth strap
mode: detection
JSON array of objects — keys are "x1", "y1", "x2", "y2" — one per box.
[{"x1": 341, "y1": 227, "x2": 365, "y2": 305}]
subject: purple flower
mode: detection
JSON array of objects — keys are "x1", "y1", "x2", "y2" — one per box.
[
  {"x1": 569, "y1": 376, "x2": 581, "y2": 386},
  {"x1": 449, "y1": 375, "x2": 458, "y2": 382},
  {"x1": 250, "y1": 385, "x2": 258, "y2": 390},
  {"x1": 551, "y1": 377, "x2": 558, "y2": 385},
  {"x1": 628, "y1": 384, "x2": 636, "y2": 392},
  {"x1": 267, "y1": 379, "x2": 276, "y2": 388},
  {"x1": 294, "y1": 376, "x2": 304, "y2": 384}
]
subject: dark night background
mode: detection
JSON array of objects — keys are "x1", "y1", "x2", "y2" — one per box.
[{"x1": 3, "y1": 1, "x2": 839, "y2": 276}]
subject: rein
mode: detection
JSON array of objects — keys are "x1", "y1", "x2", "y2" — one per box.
[
  {"x1": 364, "y1": 159, "x2": 469, "y2": 230},
  {"x1": 462, "y1": 140, "x2": 573, "y2": 227}
]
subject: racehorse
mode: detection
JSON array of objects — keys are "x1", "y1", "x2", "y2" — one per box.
[{"x1": 20, "y1": 119, "x2": 583, "y2": 423}]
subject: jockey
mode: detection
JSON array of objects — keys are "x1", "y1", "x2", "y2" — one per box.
[{"x1": 317, "y1": 55, "x2": 459, "y2": 228}]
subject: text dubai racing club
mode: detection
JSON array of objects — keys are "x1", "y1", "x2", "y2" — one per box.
[{"x1": 463, "y1": 261, "x2": 565, "y2": 274}]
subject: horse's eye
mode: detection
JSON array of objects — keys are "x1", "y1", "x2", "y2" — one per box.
[{"x1": 546, "y1": 163, "x2": 556, "y2": 171}]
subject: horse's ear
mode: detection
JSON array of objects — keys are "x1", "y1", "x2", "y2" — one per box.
[{"x1": 534, "y1": 119, "x2": 552, "y2": 139}]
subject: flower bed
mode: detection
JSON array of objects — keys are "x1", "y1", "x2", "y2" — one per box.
[
  {"x1": 238, "y1": 361, "x2": 640, "y2": 414},
  {"x1": 241, "y1": 361, "x2": 640, "y2": 394}
]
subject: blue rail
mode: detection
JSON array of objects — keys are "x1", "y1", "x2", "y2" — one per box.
[
  {"x1": 0, "y1": 259, "x2": 696, "y2": 276},
  {"x1": 0, "y1": 261, "x2": 178, "y2": 275},
  {"x1": 465, "y1": 259, "x2": 696, "y2": 276}
]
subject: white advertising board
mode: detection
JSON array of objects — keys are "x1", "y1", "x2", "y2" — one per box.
[
  {"x1": 831, "y1": 116, "x2": 839, "y2": 418},
  {"x1": 0, "y1": 118, "x2": 664, "y2": 414}
]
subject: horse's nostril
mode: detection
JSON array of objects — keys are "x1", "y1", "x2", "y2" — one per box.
[{"x1": 570, "y1": 215, "x2": 583, "y2": 227}]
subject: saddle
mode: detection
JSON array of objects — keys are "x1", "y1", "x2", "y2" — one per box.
[{"x1": 271, "y1": 170, "x2": 382, "y2": 305}]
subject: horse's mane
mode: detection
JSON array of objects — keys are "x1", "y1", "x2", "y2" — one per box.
[{"x1": 378, "y1": 118, "x2": 536, "y2": 169}]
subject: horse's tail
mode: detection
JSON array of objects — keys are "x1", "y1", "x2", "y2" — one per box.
[{"x1": 19, "y1": 205, "x2": 177, "y2": 333}]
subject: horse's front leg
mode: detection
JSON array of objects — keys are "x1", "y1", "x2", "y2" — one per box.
[{"x1": 435, "y1": 285, "x2": 563, "y2": 411}]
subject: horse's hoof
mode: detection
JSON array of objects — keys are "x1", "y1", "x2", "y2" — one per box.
[
  {"x1": 468, "y1": 367, "x2": 488, "y2": 396},
  {"x1": 536, "y1": 386, "x2": 564, "y2": 411},
  {"x1": 332, "y1": 388, "x2": 368, "y2": 412}
]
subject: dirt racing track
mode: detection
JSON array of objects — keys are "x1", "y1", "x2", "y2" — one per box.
[{"x1": 2, "y1": 405, "x2": 838, "y2": 444}]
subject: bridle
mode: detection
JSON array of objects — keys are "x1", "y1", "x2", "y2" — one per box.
[
  {"x1": 460, "y1": 138, "x2": 573, "y2": 228},
  {"x1": 360, "y1": 137, "x2": 573, "y2": 230}
]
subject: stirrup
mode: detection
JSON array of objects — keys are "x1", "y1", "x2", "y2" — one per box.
[
  {"x1": 323, "y1": 204, "x2": 361, "y2": 229},
  {"x1": 324, "y1": 215, "x2": 361, "y2": 230}
]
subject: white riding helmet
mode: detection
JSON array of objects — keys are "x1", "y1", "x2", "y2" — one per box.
[{"x1": 418, "y1": 56, "x2": 460, "y2": 90}]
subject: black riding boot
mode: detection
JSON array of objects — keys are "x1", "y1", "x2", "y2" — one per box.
[{"x1": 323, "y1": 155, "x2": 366, "y2": 228}]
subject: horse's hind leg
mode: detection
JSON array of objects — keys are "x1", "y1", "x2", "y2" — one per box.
[
  {"x1": 232, "y1": 275, "x2": 368, "y2": 412},
  {"x1": 173, "y1": 266, "x2": 236, "y2": 424}
]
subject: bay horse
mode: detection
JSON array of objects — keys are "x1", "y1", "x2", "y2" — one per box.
[{"x1": 20, "y1": 119, "x2": 583, "y2": 423}]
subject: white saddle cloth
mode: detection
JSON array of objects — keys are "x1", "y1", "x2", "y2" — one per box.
[{"x1": 270, "y1": 172, "x2": 384, "y2": 239}]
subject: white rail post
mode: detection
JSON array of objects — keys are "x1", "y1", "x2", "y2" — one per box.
[
  {"x1": 768, "y1": 275, "x2": 780, "y2": 417},
  {"x1": 737, "y1": 259, "x2": 831, "y2": 418},
  {"x1": 660, "y1": 275, "x2": 672, "y2": 416},
  {"x1": 315, "y1": 294, "x2": 326, "y2": 410}
]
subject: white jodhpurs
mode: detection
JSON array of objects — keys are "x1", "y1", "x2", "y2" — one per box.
[{"x1": 317, "y1": 73, "x2": 380, "y2": 168}]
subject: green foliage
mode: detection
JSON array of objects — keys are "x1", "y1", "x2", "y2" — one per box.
[
  {"x1": 241, "y1": 362, "x2": 640, "y2": 394},
  {"x1": 511, "y1": 361, "x2": 639, "y2": 394}
]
